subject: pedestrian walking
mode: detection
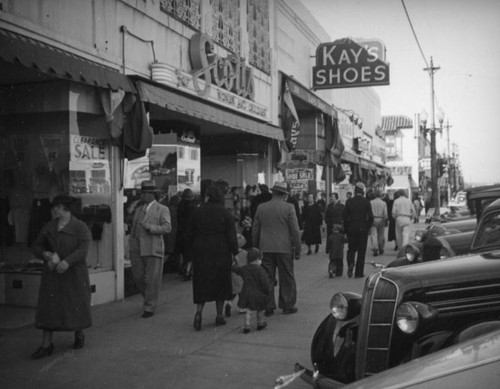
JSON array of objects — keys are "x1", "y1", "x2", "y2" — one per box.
[
  {"x1": 31, "y1": 195, "x2": 92, "y2": 359},
  {"x1": 233, "y1": 248, "x2": 270, "y2": 333},
  {"x1": 392, "y1": 190, "x2": 416, "y2": 250},
  {"x1": 129, "y1": 181, "x2": 172, "y2": 318},
  {"x1": 370, "y1": 189, "x2": 388, "y2": 256},
  {"x1": 325, "y1": 192, "x2": 344, "y2": 236},
  {"x1": 176, "y1": 188, "x2": 197, "y2": 281},
  {"x1": 413, "y1": 194, "x2": 423, "y2": 223},
  {"x1": 302, "y1": 193, "x2": 323, "y2": 254},
  {"x1": 252, "y1": 181, "x2": 301, "y2": 316},
  {"x1": 343, "y1": 183, "x2": 374, "y2": 278},
  {"x1": 385, "y1": 191, "x2": 398, "y2": 250},
  {"x1": 187, "y1": 186, "x2": 239, "y2": 331},
  {"x1": 224, "y1": 233, "x2": 247, "y2": 317},
  {"x1": 250, "y1": 183, "x2": 272, "y2": 219},
  {"x1": 325, "y1": 224, "x2": 347, "y2": 278}
]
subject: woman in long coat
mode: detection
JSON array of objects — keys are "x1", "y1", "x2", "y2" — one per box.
[
  {"x1": 186, "y1": 186, "x2": 239, "y2": 331},
  {"x1": 31, "y1": 195, "x2": 91, "y2": 359},
  {"x1": 302, "y1": 194, "x2": 323, "y2": 254}
]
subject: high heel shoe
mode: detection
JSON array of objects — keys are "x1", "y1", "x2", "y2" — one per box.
[
  {"x1": 193, "y1": 312, "x2": 202, "y2": 331},
  {"x1": 215, "y1": 316, "x2": 227, "y2": 326},
  {"x1": 31, "y1": 343, "x2": 55, "y2": 359},
  {"x1": 74, "y1": 331, "x2": 85, "y2": 349}
]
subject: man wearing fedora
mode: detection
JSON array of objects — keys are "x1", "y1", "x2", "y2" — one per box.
[
  {"x1": 130, "y1": 180, "x2": 172, "y2": 318},
  {"x1": 252, "y1": 181, "x2": 301, "y2": 316}
]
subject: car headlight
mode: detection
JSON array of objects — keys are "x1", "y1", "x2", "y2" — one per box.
[
  {"x1": 415, "y1": 230, "x2": 425, "y2": 242},
  {"x1": 404, "y1": 244, "x2": 420, "y2": 262},
  {"x1": 439, "y1": 247, "x2": 451, "y2": 259},
  {"x1": 330, "y1": 292, "x2": 361, "y2": 321},
  {"x1": 396, "y1": 303, "x2": 419, "y2": 334}
]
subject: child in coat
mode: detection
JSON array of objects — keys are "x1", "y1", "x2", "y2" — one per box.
[
  {"x1": 325, "y1": 224, "x2": 348, "y2": 278},
  {"x1": 233, "y1": 248, "x2": 270, "y2": 333},
  {"x1": 225, "y1": 234, "x2": 247, "y2": 317}
]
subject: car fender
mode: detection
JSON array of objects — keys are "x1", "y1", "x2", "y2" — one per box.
[
  {"x1": 311, "y1": 314, "x2": 358, "y2": 382},
  {"x1": 405, "y1": 331, "x2": 455, "y2": 361},
  {"x1": 452, "y1": 320, "x2": 500, "y2": 345}
]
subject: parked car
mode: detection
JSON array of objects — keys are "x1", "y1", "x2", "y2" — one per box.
[
  {"x1": 337, "y1": 328, "x2": 500, "y2": 389},
  {"x1": 398, "y1": 185, "x2": 500, "y2": 263},
  {"x1": 292, "y1": 199, "x2": 500, "y2": 388}
]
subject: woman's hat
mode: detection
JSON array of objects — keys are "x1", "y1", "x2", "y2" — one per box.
[
  {"x1": 51, "y1": 194, "x2": 76, "y2": 208},
  {"x1": 270, "y1": 181, "x2": 289, "y2": 194},
  {"x1": 247, "y1": 248, "x2": 262, "y2": 263},
  {"x1": 141, "y1": 180, "x2": 160, "y2": 192}
]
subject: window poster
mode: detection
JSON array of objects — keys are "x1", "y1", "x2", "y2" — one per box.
[{"x1": 69, "y1": 135, "x2": 111, "y2": 194}]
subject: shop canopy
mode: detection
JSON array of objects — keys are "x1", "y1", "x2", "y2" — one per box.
[
  {"x1": 134, "y1": 80, "x2": 284, "y2": 141},
  {"x1": 0, "y1": 28, "x2": 136, "y2": 93}
]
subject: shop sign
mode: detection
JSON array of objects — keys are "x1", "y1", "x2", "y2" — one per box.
[
  {"x1": 189, "y1": 33, "x2": 255, "y2": 100},
  {"x1": 287, "y1": 179, "x2": 309, "y2": 195},
  {"x1": 71, "y1": 135, "x2": 109, "y2": 160},
  {"x1": 285, "y1": 168, "x2": 314, "y2": 181},
  {"x1": 313, "y1": 38, "x2": 390, "y2": 89},
  {"x1": 419, "y1": 158, "x2": 431, "y2": 170},
  {"x1": 391, "y1": 165, "x2": 412, "y2": 175},
  {"x1": 290, "y1": 149, "x2": 324, "y2": 165}
]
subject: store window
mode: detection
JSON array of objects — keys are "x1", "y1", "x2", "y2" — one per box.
[
  {"x1": 211, "y1": 0, "x2": 241, "y2": 54},
  {"x1": 160, "y1": 0, "x2": 202, "y2": 30},
  {"x1": 247, "y1": 0, "x2": 271, "y2": 74}
]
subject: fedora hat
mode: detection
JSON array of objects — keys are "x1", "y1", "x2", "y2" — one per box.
[
  {"x1": 270, "y1": 181, "x2": 289, "y2": 194},
  {"x1": 141, "y1": 180, "x2": 160, "y2": 192}
]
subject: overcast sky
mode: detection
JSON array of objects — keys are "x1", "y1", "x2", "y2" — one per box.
[{"x1": 301, "y1": 0, "x2": 500, "y2": 186}]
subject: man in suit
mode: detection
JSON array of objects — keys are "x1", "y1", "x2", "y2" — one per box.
[
  {"x1": 343, "y1": 183, "x2": 374, "y2": 278},
  {"x1": 130, "y1": 180, "x2": 172, "y2": 318},
  {"x1": 252, "y1": 182, "x2": 302, "y2": 316}
]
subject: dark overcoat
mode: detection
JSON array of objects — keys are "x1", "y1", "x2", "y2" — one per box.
[
  {"x1": 187, "y1": 202, "x2": 239, "y2": 304},
  {"x1": 234, "y1": 264, "x2": 270, "y2": 311},
  {"x1": 32, "y1": 216, "x2": 92, "y2": 331},
  {"x1": 301, "y1": 203, "x2": 323, "y2": 245}
]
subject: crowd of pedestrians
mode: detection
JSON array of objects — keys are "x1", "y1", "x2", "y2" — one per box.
[{"x1": 30, "y1": 180, "x2": 421, "y2": 360}]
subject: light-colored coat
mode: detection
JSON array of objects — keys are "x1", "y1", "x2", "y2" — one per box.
[
  {"x1": 131, "y1": 200, "x2": 171, "y2": 258},
  {"x1": 252, "y1": 197, "x2": 301, "y2": 255}
]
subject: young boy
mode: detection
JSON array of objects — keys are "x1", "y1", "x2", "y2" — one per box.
[
  {"x1": 233, "y1": 248, "x2": 270, "y2": 333},
  {"x1": 325, "y1": 224, "x2": 348, "y2": 278}
]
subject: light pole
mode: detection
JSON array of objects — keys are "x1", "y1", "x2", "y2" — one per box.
[{"x1": 421, "y1": 57, "x2": 444, "y2": 217}]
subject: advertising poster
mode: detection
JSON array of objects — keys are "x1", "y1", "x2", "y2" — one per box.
[{"x1": 149, "y1": 144, "x2": 177, "y2": 192}]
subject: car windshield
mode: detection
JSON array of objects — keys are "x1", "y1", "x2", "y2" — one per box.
[{"x1": 474, "y1": 210, "x2": 500, "y2": 249}]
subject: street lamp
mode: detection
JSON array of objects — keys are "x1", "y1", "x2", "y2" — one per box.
[{"x1": 420, "y1": 104, "x2": 445, "y2": 217}]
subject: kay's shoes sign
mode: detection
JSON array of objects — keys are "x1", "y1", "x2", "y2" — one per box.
[{"x1": 313, "y1": 38, "x2": 390, "y2": 89}]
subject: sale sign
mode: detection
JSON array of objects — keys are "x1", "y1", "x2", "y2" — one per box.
[{"x1": 313, "y1": 38, "x2": 390, "y2": 89}]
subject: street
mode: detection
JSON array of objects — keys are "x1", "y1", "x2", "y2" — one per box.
[{"x1": 0, "y1": 225, "x2": 419, "y2": 389}]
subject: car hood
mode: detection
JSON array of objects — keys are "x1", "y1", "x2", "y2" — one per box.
[
  {"x1": 343, "y1": 329, "x2": 500, "y2": 389},
  {"x1": 380, "y1": 250, "x2": 500, "y2": 290},
  {"x1": 440, "y1": 218, "x2": 477, "y2": 232}
]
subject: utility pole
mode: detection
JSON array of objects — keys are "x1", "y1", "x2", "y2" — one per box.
[
  {"x1": 442, "y1": 120, "x2": 452, "y2": 205},
  {"x1": 423, "y1": 57, "x2": 442, "y2": 217}
]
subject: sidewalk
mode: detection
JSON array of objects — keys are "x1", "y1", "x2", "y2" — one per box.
[{"x1": 0, "y1": 226, "x2": 417, "y2": 389}]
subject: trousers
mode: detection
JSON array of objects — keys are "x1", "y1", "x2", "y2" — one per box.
[
  {"x1": 346, "y1": 231, "x2": 368, "y2": 277},
  {"x1": 395, "y1": 216, "x2": 412, "y2": 250},
  {"x1": 261, "y1": 253, "x2": 296, "y2": 311},
  {"x1": 130, "y1": 252, "x2": 164, "y2": 313},
  {"x1": 370, "y1": 218, "x2": 386, "y2": 253}
]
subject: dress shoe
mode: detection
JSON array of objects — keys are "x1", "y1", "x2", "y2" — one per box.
[
  {"x1": 215, "y1": 316, "x2": 227, "y2": 326},
  {"x1": 243, "y1": 327, "x2": 250, "y2": 334},
  {"x1": 31, "y1": 343, "x2": 54, "y2": 359},
  {"x1": 73, "y1": 331, "x2": 85, "y2": 349},
  {"x1": 347, "y1": 266, "x2": 354, "y2": 278},
  {"x1": 373, "y1": 250, "x2": 378, "y2": 257},
  {"x1": 315, "y1": 245, "x2": 319, "y2": 253},
  {"x1": 193, "y1": 312, "x2": 202, "y2": 331},
  {"x1": 328, "y1": 270, "x2": 334, "y2": 279},
  {"x1": 264, "y1": 309, "x2": 274, "y2": 317},
  {"x1": 257, "y1": 322, "x2": 267, "y2": 331},
  {"x1": 282, "y1": 307, "x2": 298, "y2": 314},
  {"x1": 380, "y1": 249, "x2": 384, "y2": 255},
  {"x1": 142, "y1": 311, "x2": 154, "y2": 319}
]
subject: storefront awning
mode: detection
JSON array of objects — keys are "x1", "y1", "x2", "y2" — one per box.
[
  {"x1": 0, "y1": 28, "x2": 136, "y2": 92},
  {"x1": 359, "y1": 157, "x2": 377, "y2": 170},
  {"x1": 341, "y1": 150, "x2": 359, "y2": 164},
  {"x1": 134, "y1": 80, "x2": 284, "y2": 141},
  {"x1": 281, "y1": 73, "x2": 337, "y2": 119}
]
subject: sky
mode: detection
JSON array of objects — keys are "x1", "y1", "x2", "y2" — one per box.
[{"x1": 301, "y1": 0, "x2": 500, "y2": 186}]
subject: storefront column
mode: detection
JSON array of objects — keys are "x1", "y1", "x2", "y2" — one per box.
[{"x1": 111, "y1": 146, "x2": 125, "y2": 300}]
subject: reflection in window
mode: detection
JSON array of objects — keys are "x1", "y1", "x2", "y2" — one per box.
[
  {"x1": 160, "y1": 0, "x2": 201, "y2": 30},
  {"x1": 211, "y1": 0, "x2": 240, "y2": 54},
  {"x1": 247, "y1": 0, "x2": 270, "y2": 74},
  {"x1": 476, "y1": 212, "x2": 500, "y2": 247}
]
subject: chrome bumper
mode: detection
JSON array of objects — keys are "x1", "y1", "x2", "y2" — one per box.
[{"x1": 292, "y1": 363, "x2": 346, "y2": 389}]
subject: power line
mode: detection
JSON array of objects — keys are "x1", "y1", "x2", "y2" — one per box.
[{"x1": 401, "y1": 0, "x2": 429, "y2": 68}]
